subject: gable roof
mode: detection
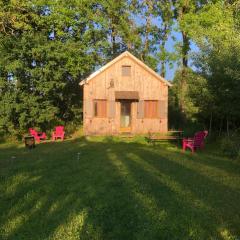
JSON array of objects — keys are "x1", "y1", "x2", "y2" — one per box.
[{"x1": 79, "y1": 51, "x2": 172, "y2": 87}]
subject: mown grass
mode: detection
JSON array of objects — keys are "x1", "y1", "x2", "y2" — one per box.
[{"x1": 0, "y1": 135, "x2": 240, "y2": 240}]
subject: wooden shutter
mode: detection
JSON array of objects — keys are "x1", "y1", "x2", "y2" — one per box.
[
  {"x1": 85, "y1": 99, "x2": 93, "y2": 118},
  {"x1": 95, "y1": 100, "x2": 107, "y2": 117},
  {"x1": 122, "y1": 65, "x2": 131, "y2": 76},
  {"x1": 144, "y1": 101, "x2": 158, "y2": 118},
  {"x1": 158, "y1": 100, "x2": 167, "y2": 119},
  {"x1": 108, "y1": 100, "x2": 115, "y2": 118},
  {"x1": 137, "y1": 100, "x2": 144, "y2": 119}
]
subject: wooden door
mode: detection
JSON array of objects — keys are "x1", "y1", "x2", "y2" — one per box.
[{"x1": 120, "y1": 101, "x2": 131, "y2": 133}]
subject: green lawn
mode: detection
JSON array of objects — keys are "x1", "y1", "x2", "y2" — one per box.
[{"x1": 0, "y1": 135, "x2": 240, "y2": 240}]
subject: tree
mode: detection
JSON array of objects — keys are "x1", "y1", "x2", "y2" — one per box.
[
  {"x1": 172, "y1": 0, "x2": 209, "y2": 114},
  {"x1": 0, "y1": 0, "x2": 112, "y2": 135},
  {"x1": 180, "y1": 1, "x2": 240, "y2": 132}
]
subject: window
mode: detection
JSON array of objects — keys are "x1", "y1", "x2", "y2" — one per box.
[
  {"x1": 144, "y1": 100, "x2": 158, "y2": 118},
  {"x1": 94, "y1": 100, "x2": 107, "y2": 118},
  {"x1": 122, "y1": 65, "x2": 131, "y2": 76}
]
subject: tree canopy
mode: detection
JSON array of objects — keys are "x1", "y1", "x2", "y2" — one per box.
[{"x1": 0, "y1": 0, "x2": 239, "y2": 136}]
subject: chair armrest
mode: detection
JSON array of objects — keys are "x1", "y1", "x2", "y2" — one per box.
[{"x1": 183, "y1": 138, "x2": 194, "y2": 143}]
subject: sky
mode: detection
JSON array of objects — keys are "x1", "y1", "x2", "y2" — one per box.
[
  {"x1": 158, "y1": 30, "x2": 199, "y2": 81},
  {"x1": 135, "y1": 15, "x2": 199, "y2": 81},
  {"x1": 165, "y1": 31, "x2": 181, "y2": 81}
]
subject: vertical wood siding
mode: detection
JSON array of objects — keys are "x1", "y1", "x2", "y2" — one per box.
[{"x1": 83, "y1": 56, "x2": 169, "y2": 135}]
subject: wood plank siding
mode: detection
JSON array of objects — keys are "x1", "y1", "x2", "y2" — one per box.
[{"x1": 80, "y1": 51, "x2": 171, "y2": 135}]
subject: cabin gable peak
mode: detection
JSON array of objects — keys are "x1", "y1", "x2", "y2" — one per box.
[{"x1": 79, "y1": 51, "x2": 172, "y2": 87}]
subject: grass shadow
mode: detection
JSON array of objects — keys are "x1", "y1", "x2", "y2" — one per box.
[{"x1": 0, "y1": 137, "x2": 239, "y2": 239}]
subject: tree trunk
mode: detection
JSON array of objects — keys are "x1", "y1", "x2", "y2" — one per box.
[
  {"x1": 209, "y1": 111, "x2": 213, "y2": 136},
  {"x1": 160, "y1": 59, "x2": 166, "y2": 78},
  {"x1": 219, "y1": 118, "x2": 223, "y2": 137},
  {"x1": 227, "y1": 118, "x2": 230, "y2": 137},
  {"x1": 178, "y1": 2, "x2": 190, "y2": 114},
  {"x1": 111, "y1": 25, "x2": 117, "y2": 56},
  {"x1": 181, "y1": 30, "x2": 190, "y2": 68},
  {"x1": 141, "y1": 14, "x2": 151, "y2": 61},
  {"x1": 160, "y1": 25, "x2": 168, "y2": 78},
  {"x1": 160, "y1": 40, "x2": 166, "y2": 78},
  {"x1": 141, "y1": 0, "x2": 153, "y2": 61}
]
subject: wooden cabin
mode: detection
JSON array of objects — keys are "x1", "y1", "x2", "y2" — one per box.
[{"x1": 80, "y1": 51, "x2": 172, "y2": 135}]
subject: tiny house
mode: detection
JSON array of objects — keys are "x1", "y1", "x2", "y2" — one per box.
[{"x1": 80, "y1": 51, "x2": 172, "y2": 135}]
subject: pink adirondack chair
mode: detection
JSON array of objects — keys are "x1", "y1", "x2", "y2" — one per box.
[
  {"x1": 182, "y1": 131, "x2": 208, "y2": 153},
  {"x1": 29, "y1": 128, "x2": 47, "y2": 143},
  {"x1": 52, "y1": 126, "x2": 65, "y2": 141}
]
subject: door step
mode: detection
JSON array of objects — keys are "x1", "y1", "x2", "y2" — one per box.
[{"x1": 119, "y1": 133, "x2": 134, "y2": 138}]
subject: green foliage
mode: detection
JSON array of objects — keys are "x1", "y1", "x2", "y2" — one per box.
[
  {"x1": 0, "y1": 0, "x2": 180, "y2": 136},
  {"x1": 220, "y1": 130, "x2": 240, "y2": 159},
  {"x1": 176, "y1": 1, "x2": 240, "y2": 132},
  {"x1": 221, "y1": 137, "x2": 240, "y2": 159},
  {"x1": 1, "y1": 0, "x2": 240, "y2": 137},
  {"x1": 173, "y1": 69, "x2": 199, "y2": 121},
  {"x1": 170, "y1": 67, "x2": 212, "y2": 125},
  {"x1": 0, "y1": 0, "x2": 132, "y2": 135},
  {"x1": 181, "y1": 2, "x2": 236, "y2": 49}
]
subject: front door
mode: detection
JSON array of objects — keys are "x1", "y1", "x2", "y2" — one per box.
[{"x1": 120, "y1": 101, "x2": 131, "y2": 133}]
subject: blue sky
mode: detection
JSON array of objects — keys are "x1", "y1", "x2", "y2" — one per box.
[
  {"x1": 135, "y1": 15, "x2": 199, "y2": 81},
  {"x1": 158, "y1": 30, "x2": 198, "y2": 81},
  {"x1": 164, "y1": 31, "x2": 180, "y2": 81}
]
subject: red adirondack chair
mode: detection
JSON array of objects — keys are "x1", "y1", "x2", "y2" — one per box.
[
  {"x1": 52, "y1": 126, "x2": 65, "y2": 141},
  {"x1": 29, "y1": 128, "x2": 47, "y2": 143},
  {"x1": 182, "y1": 131, "x2": 208, "y2": 153}
]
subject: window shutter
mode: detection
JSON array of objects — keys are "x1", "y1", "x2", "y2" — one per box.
[
  {"x1": 85, "y1": 100, "x2": 93, "y2": 118},
  {"x1": 122, "y1": 66, "x2": 131, "y2": 76},
  {"x1": 137, "y1": 100, "x2": 144, "y2": 119},
  {"x1": 98, "y1": 100, "x2": 107, "y2": 117},
  {"x1": 108, "y1": 100, "x2": 115, "y2": 118},
  {"x1": 158, "y1": 100, "x2": 167, "y2": 119}
]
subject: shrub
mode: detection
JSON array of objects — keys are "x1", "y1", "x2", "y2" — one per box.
[
  {"x1": 220, "y1": 136, "x2": 240, "y2": 159},
  {"x1": 64, "y1": 122, "x2": 82, "y2": 138}
]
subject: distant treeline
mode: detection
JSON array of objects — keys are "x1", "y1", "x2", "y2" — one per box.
[{"x1": 0, "y1": 1, "x2": 239, "y2": 136}]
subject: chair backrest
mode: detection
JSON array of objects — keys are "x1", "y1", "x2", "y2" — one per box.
[
  {"x1": 203, "y1": 130, "x2": 208, "y2": 138},
  {"x1": 193, "y1": 131, "x2": 208, "y2": 148},
  {"x1": 29, "y1": 128, "x2": 37, "y2": 136},
  {"x1": 55, "y1": 126, "x2": 64, "y2": 133}
]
